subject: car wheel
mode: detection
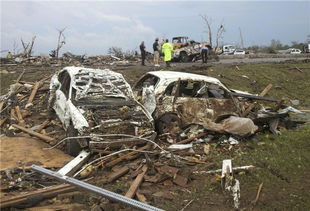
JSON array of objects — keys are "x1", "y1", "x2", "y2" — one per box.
[
  {"x1": 179, "y1": 52, "x2": 189, "y2": 62},
  {"x1": 66, "y1": 125, "x2": 82, "y2": 156},
  {"x1": 156, "y1": 113, "x2": 182, "y2": 135}
]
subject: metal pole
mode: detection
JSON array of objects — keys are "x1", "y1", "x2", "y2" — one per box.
[{"x1": 31, "y1": 165, "x2": 164, "y2": 211}]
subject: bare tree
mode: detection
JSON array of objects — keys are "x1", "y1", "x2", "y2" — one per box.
[
  {"x1": 108, "y1": 46, "x2": 123, "y2": 58},
  {"x1": 21, "y1": 36, "x2": 36, "y2": 58},
  {"x1": 55, "y1": 28, "x2": 66, "y2": 58},
  {"x1": 200, "y1": 15, "x2": 212, "y2": 46},
  {"x1": 200, "y1": 15, "x2": 225, "y2": 52},
  {"x1": 215, "y1": 23, "x2": 225, "y2": 51}
]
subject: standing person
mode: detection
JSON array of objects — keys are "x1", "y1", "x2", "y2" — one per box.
[
  {"x1": 153, "y1": 38, "x2": 160, "y2": 67},
  {"x1": 161, "y1": 39, "x2": 173, "y2": 67},
  {"x1": 201, "y1": 44, "x2": 209, "y2": 63},
  {"x1": 140, "y1": 41, "x2": 146, "y2": 66}
]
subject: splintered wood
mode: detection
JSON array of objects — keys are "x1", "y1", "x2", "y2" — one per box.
[
  {"x1": 105, "y1": 145, "x2": 150, "y2": 168},
  {"x1": 0, "y1": 184, "x2": 75, "y2": 209},
  {"x1": 15, "y1": 106, "x2": 25, "y2": 126},
  {"x1": 27, "y1": 81, "x2": 40, "y2": 106},
  {"x1": 125, "y1": 165, "x2": 148, "y2": 198},
  {"x1": 242, "y1": 83, "x2": 273, "y2": 117},
  {"x1": 12, "y1": 124, "x2": 55, "y2": 143},
  {"x1": 36, "y1": 120, "x2": 50, "y2": 133}
]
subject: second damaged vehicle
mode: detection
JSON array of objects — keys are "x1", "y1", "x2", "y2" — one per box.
[
  {"x1": 133, "y1": 71, "x2": 299, "y2": 137},
  {"x1": 49, "y1": 66, "x2": 154, "y2": 155}
]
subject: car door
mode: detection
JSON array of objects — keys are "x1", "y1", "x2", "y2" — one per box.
[
  {"x1": 159, "y1": 80, "x2": 237, "y2": 125},
  {"x1": 54, "y1": 70, "x2": 72, "y2": 127}
]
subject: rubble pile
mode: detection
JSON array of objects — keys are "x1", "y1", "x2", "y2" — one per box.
[
  {"x1": 0, "y1": 52, "x2": 141, "y2": 67},
  {"x1": 0, "y1": 67, "x2": 307, "y2": 210}
]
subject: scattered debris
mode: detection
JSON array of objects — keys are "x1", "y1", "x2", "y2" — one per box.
[
  {"x1": 32, "y1": 165, "x2": 164, "y2": 211},
  {"x1": 0, "y1": 66, "x2": 307, "y2": 210}
]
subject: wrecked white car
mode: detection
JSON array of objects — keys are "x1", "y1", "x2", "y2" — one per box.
[
  {"x1": 49, "y1": 66, "x2": 154, "y2": 155},
  {"x1": 133, "y1": 71, "x2": 296, "y2": 136}
]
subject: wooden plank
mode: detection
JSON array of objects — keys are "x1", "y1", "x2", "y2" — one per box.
[
  {"x1": 0, "y1": 184, "x2": 75, "y2": 208},
  {"x1": 107, "y1": 166, "x2": 130, "y2": 182},
  {"x1": 136, "y1": 191, "x2": 147, "y2": 203},
  {"x1": 0, "y1": 118, "x2": 8, "y2": 127},
  {"x1": 36, "y1": 120, "x2": 50, "y2": 133},
  {"x1": 177, "y1": 133, "x2": 206, "y2": 145},
  {"x1": 125, "y1": 165, "x2": 148, "y2": 198},
  {"x1": 300, "y1": 110, "x2": 310, "y2": 113},
  {"x1": 10, "y1": 108, "x2": 18, "y2": 121},
  {"x1": 0, "y1": 102, "x2": 4, "y2": 111},
  {"x1": 11, "y1": 124, "x2": 55, "y2": 143},
  {"x1": 89, "y1": 139, "x2": 146, "y2": 149},
  {"x1": 105, "y1": 145, "x2": 150, "y2": 168},
  {"x1": 242, "y1": 84, "x2": 273, "y2": 117},
  {"x1": 18, "y1": 80, "x2": 35, "y2": 85},
  {"x1": 27, "y1": 81, "x2": 40, "y2": 105},
  {"x1": 15, "y1": 70, "x2": 25, "y2": 83},
  {"x1": 259, "y1": 84, "x2": 273, "y2": 97},
  {"x1": 253, "y1": 183, "x2": 264, "y2": 205},
  {"x1": 15, "y1": 106, "x2": 25, "y2": 125}
]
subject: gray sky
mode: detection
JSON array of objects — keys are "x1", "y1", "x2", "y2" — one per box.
[{"x1": 1, "y1": 0, "x2": 309, "y2": 56}]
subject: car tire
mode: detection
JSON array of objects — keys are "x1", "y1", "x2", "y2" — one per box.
[
  {"x1": 66, "y1": 124, "x2": 82, "y2": 156},
  {"x1": 156, "y1": 113, "x2": 182, "y2": 135},
  {"x1": 179, "y1": 52, "x2": 189, "y2": 62}
]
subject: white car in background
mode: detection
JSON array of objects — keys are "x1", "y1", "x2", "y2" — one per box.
[
  {"x1": 233, "y1": 50, "x2": 246, "y2": 55},
  {"x1": 288, "y1": 48, "x2": 302, "y2": 54}
]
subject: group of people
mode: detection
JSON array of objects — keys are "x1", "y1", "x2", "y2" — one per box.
[
  {"x1": 140, "y1": 39, "x2": 210, "y2": 67},
  {"x1": 140, "y1": 38, "x2": 173, "y2": 67}
]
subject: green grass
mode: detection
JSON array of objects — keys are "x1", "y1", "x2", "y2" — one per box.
[
  {"x1": 205, "y1": 62, "x2": 310, "y2": 107},
  {"x1": 159, "y1": 124, "x2": 310, "y2": 210}
]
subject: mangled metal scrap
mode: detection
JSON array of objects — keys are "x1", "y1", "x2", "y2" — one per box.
[
  {"x1": 49, "y1": 66, "x2": 154, "y2": 155},
  {"x1": 133, "y1": 71, "x2": 299, "y2": 137},
  {"x1": 221, "y1": 159, "x2": 240, "y2": 209}
]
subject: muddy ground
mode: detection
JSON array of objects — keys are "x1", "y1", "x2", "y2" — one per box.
[{"x1": 1, "y1": 56, "x2": 310, "y2": 210}]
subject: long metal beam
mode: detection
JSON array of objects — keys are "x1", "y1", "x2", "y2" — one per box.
[{"x1": 31, "y1": 165, "x2": 164, "y2": 211}]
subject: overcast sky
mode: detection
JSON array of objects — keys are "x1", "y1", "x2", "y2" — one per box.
[{"x1": 1, "y1": 0, "x2": 309, "y2": 56}]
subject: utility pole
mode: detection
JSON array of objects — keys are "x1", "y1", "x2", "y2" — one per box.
[{"x1": 239, "y1": 27, "x2": 244, "y2": 49}]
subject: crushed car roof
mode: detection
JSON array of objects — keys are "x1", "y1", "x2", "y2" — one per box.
[
  {"x1": 60, "y1": 66, "x2": 134, "y2": 100},
  {"x1": 62, "y1": 66, "x2": 124, "y2": 78},
  {"x1": 147, "y1": 71, "x2": 224, "y2": 85}
]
